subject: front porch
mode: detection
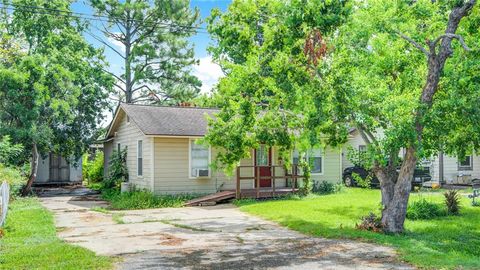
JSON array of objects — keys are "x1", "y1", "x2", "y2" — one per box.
[
  {"x1": 234, "y1": 165, "x2": 303, "y2": 199},
  {"x1": 185, "y1": 165, "x2": 303, "y2": 206}
]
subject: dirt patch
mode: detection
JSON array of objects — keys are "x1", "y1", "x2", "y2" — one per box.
[{"x1": 159, "y1": 233, "x2": 186, "y2": 246}]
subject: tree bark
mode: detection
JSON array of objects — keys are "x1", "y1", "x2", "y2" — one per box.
[
  {"x1": 22, "y1": 143, "x2": 39, "y2": 196},
  {"x1": 381, "y1": 147, "x2": 416, "y2": 233},
  {"x1": 378, "y1": 0, "x2": 476, "y2": 233}
]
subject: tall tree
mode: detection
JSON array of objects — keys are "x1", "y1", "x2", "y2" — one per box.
[
  {"x1": 0, "y1": 0, "x2": 113, "y2": 194},
  {"x1": 315, "y1": 0, "x2": 479, "y2": 232},
  {"x1": 204, "y1": 0, "x2": 351, "y2": 171},
  {"x1": 90, "y1": 0, "x2": 201, "y2": 104}
]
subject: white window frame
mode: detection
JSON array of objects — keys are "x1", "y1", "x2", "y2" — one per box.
[
  {"x1": 137, "y1": 140, "x2": 143, "y2": 177},
  {"x1": 458, "y1": 155, "x2": 473, "y2": 171},
  {"x1": 188, "y1": 139, "x2": 211, "y2": 179},
  {"x1": 292, "y1": 148, "x2": 324, "y2": 175}
]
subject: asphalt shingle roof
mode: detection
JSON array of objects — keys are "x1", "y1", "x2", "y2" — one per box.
[{"x1": 121, "y1": 104, "x2": 219, "y2": 136}]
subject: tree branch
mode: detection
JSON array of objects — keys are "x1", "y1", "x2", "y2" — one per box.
[
  {"x1": 396, "y1": 31, "x2": 429, "y2": 56},
  {"x1": 431, "y1": 33, "x2": 471, "y2": 51},
  {"x1": 86, "y1": 31, "x2": 125, "y2": 59}
]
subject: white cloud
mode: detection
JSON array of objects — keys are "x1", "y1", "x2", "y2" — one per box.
[
  {"x1": 107, "y1": 34, "x2": 125, "y2": 53},
  {"x1": 193, "y1": 56, "x2": 223, "y2": 94}
]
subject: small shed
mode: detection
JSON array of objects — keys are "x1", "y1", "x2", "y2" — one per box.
[{"x1": 35, "y1": 153, "x2": 82, "y2": 185}]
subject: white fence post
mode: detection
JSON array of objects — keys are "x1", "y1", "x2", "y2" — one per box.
[{"x1": 0, "y1": 181, "x2": 10, "y2": 227}]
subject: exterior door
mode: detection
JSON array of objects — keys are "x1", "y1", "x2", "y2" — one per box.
[
  {"x1": 49, "y1": 154, "x2": 70, "y2": 182},
  {"x1": 254, "y1": 145, "x2": 272, "y2": 188}
]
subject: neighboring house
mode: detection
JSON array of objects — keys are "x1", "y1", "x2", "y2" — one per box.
[
  {"x1": 103, "y1": 104, "x2": 343, "y2": 195},
  {"x1": 35, "y1": 153, "x2": 82, "y2": 185},
  {"x1": 343, "y1": 129, "x2": 480, "y2": 185}
]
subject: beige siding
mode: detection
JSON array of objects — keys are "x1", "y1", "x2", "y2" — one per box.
[
  {"x1": 152, "y1": 139, "x2": 342, "y2": 194},
  {"x1": 342, "y1": 131, "x2": 367, "y2": 170},
  {"x1": 154, "y1": 138, "x2": 217, "y2": 194},
  {"x1": 311, "y1": 147, "x2": 342, "y2": 184},
  {"x1": 430, "y1": 154, "x2": 480, "y2": 184},
  {"x1": 110, "y1": 111, "x2": 153, "y2": 191}
]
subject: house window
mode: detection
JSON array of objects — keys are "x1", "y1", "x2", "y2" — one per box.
[
  {"x1": 190, "y1": 140, "x2": 210, "y2": 177},
  {"x1": 137, "y1": 140, "x2": 143, "y2": 176},
  {"x1": 292, "y1": 148, "x2": 323, "y2": 174},
  {"x1": 256, "y1": 145, "x2": 269, "y2": 166},
  {"x1": 458, "y1": 155, "x2": 473, "y2": 171},
  {"x1": 117, "y1": 143, "x2": 121, "y2": 153},
  {"x1": 126, "y1": 116, "x2": 130, "y2": 124},
  {"x1": 359, "y1": 145, "x2": 367, "y2": 153}
]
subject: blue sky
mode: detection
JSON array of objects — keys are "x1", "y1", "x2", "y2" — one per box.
[{"x1": 71, "y1": 0, "x2": 231, "y2": 93}]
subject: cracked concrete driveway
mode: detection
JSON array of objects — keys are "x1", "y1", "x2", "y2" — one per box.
[{"x1": 39, "y1": 188, "x2": 413, "y2": 270}]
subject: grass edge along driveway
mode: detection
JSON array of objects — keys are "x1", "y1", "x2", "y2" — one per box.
[
  {"x1": 0, "y1": 197, "x2": 113, "y2": 270},
  {"x1": 237, "y1": 188, "x2": 480, "y2": 270}
]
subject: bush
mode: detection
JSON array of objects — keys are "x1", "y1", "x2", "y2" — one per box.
[
  {"x1": 313, "y1": 181, "x2": 345, "y2": 194},
  {"x1": 82, "y1": 151, "x2": 104, "y2": 183},
  {"x1": 444, "y1": 190, "x2": 461, "y2": 215},
  {"x1": 0, "y1": 136, "x2": 23, "y2": 166},
  {"x1": 104, "y1": 149, "x2": 128, "y2": 189},
  {"x1": 0, "y1": 163, "x2": 25, "y2": 197},
  {"x1": 101, "y1": 189, "x2": 199, "y2": 210},
  {"x1": 407, "y1": 198, "x2": 444, "y2": 220},
  {"x1": 352, "y1": 172, "x2": 372, "y2": 188},
  {"x1": 356, "y1": 212, "x2": 382, "y2": 232}
]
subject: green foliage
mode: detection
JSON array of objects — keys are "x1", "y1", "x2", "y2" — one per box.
[
  {"x1": 313, "y1": 181, "x2": 344, "y2": 195},
  {"x1": 356, "y1": 212, "x2": 383, "y2": 232},
  {"x1": 0, "y1": 163, "x2": 24, "y2": 197},
  {"x1": 91, "y1": 0, "x2": 201, "y2": 104},
  {"x1": 0, "y1": 0, "x2": 113, "y2": 172},
  {"x1": 1, "y1": 198, "x2": 112, "y2": 269},
  {"x1": 238, "y1": 189, "x2": 480, "y2": 269},
  {"x1": 82, "y1": 151, "x2": 104, "y2": 183},
  {"x1": 101, "y1": 189, "x2": 199, "y2": 210},
  {"x1": 351, "y1": 172, "x2": 372, "y2": 189},
  {"x1": 0, "y1": 136, "x2": 23, "y2": 165},
  {"x1": 104, "y1": 149, "x2": 128, "y2": 189},
  {"x1": 298, "y1": 156, "x2": 312, "y2": 195},
  {"x1": 204, "y1": 0, "x2": 351, "y2": 173},
  {"x1": 346, "y1": 146, "x2": 370, "y2": 168},
  {"x1": 406, "y1": 199, "x2": 444, "y2": 220},
  {"x1": 444, "y1": 190, "x2": 461, "y2": 215}
]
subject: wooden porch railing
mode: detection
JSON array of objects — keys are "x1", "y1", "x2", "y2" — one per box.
[{"x1": 235, "y1": 165, "x2": 304, "y2": 199}]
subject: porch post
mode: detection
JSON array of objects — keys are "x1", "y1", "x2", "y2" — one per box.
[
  {"x1": 236, "y1": 166, "x2": 241, "y2": 199},
  {"x1": 256, "y1": 166, "x2": 260, "y2": 198},
  {"x1": 272, "y1": 166, "x2": 275, "y2": 197}
]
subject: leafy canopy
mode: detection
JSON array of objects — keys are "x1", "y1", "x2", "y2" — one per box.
[{"x1": 205, "y1": 0, "x2": 351, "y2": 172}]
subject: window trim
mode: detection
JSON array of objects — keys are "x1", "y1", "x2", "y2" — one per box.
[
  {"x1": 137, "y1": 140, "x2": 143, "y2": 177},
  {"x1": 292, "y1": 148, "x2": 324, "y2": 176},
  {"x1": 188, "y1": 139, "x2": 211, "y2": 179},
  {"x1": 458, "y1": 155, "x2": 473, "y2": 171}
]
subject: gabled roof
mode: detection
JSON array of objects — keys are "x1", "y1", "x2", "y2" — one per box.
[{"x1": 106, "y1": 104, "x2": 219, "y2": 138}]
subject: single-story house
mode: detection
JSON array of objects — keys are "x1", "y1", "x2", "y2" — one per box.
[
  {"x1": 103, "y1": 104, "x2": 343, "y2": 195},
  {"x1": 343, "y1": 129, "x2": 480, "y2": 185},
  {"x1": 35, "y1": 154, "x2": 82, "y2": 185}
]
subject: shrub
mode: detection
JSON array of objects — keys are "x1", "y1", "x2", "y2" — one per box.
[
  {"x1": 312, "y1": 181, "x2": 345, "y2": 195},
  {"x1": 101, "y1": 189, "x2": 199, "y2": 210},
  {"x1": 356, "y1": 212, "x2": 382, "y2": 232},
  {"x1": 444, "y1": 190, "x2": 461, "y2": 215},
  {"x1": 0, "y1": 163, "x2": 25, "y2": 197},
  {"x1": 104, "y1": 149, "x2": 128, "y2": 189},
  {"x1": 407, "y1": 198, "x2": 444, "y2": 220},
  {"x1": 352, "y1": 172, "x2": 372, "y2": 188},
  {"x1": 0, "y1": 136, "x2": 23, "y2": 166},
  {"x1": 82, "y1": 151, "x2": 104, "y2": 183}
]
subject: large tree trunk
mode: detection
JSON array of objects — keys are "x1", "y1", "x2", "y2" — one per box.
[
  {"x1": 22, "y1": 143, "x2": 39, "y2": 196},
  {"x1": 381, "y1": 147, "x2": 416, "y2": 233}
]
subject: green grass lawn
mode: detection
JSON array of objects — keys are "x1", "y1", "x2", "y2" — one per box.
[
  {"x1": 237, "y1": 188, "x2": 480, "y2": 269},
  {"x1": 101, "y1": 189, "x2": 200, "y2": 210},
  {"x1": 0, "y1": 198, "x2": 113, "y2": 270}
]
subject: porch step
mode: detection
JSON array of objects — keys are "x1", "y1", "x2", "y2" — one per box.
[{"x1": 184, "y1": 191, "x2": 236, "y2": 207}]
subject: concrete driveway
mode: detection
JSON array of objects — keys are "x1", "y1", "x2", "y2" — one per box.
[{"x1": 39, "y1": 188, "x2": 413, "y2": 270}]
